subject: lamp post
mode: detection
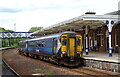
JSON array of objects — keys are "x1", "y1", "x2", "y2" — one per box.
[{"x1": 14, "y1": 23, "x2": 16, "y2": 32}]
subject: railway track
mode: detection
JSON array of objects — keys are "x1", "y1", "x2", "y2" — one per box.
[
  {"x1": 32, "y1": 57, "x2": 118, "y2": 76},
  {"x1": 2, "y1": 48, "x2": 119, "y2": 76},
  {"x1": 77, "y1": 67, "x2": 117, "y2": 75},
  {"x1": 72, "y1": 68, "x2": 118, "y2": 77},
  {"x1": 1, "y1": 48, "x2": 20, "y2": 76},
  {"x1": 29, "y1": 54, "x2": 119, "y2": 76},
  {"x1": 58, "y1": 66, "x2": 118, "y2": 76},
  {"x1": 18, "y1": 50, "x2": 119, "y2": 76},
  {"x1": 2, "y1": 59, "x2": 20, "y2": 77}
]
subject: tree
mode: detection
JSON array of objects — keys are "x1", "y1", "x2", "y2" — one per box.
[
  {"x1": 0, "y1": 27, "x2": 5, "y2": 32},
  {"x1": 0, "y1": 27, "x2": 22, "y2": 48},
  {"x1": 28, "y1": 27, "x2": 43, "y2": 32},
  {"x1": 0, "y1": 27, "x2": 14, "y2": 32}
]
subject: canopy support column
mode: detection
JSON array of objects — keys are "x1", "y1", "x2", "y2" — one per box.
[
  {"x1": 106, "y1": 20, "x2": 114, "y2": 57},
  {"x1": 85, "y1": 26, "x2": 89, "y2": 55}
]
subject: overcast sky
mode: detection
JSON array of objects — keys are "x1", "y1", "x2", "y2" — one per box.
[{"x1": 0, "y1": 0, "x2": 119, "y2": 32}]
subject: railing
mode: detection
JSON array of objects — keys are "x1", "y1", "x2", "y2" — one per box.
[{"x1": 0, "y1": 32, "x2": 36, "y2": 39}]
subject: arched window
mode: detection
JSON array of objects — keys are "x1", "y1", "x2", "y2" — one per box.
[{"x1": 115, "y1": 27, "x2": 119, "y2": 46}]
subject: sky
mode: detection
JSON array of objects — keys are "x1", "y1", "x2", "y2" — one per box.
[{"x1": 0, "y1": 0, "x2": 119, "y2": 32}]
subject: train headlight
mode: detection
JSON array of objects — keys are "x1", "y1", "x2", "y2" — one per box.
[
  {"x1": 77, "y1": 52, "x2": 81, "y2": 54},
  {"x1": 62, "y1": 51, "x2": 66, "y2": 54}
]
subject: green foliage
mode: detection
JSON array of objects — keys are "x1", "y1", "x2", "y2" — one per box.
[
  {"x1": 0, "y1": 27, "x2": 27, "y2": 48},
  {"x1": 0, "y1": 27, "x2": 5, "y2": 32},
  {"x1": 11, "y1": 42, "x2": 18, "y2": 48},
  {"x1": 28, "y1": 27, "x2": 43, "y2": 32},
  {"x1": 45, "y1": 71, "x2": 54, "y2": 75},
  {"x1": 0, "y1": 27, "x2": 14, "y2": 32},
  {"x1": 35, "y1": 68, "x2": 44, "y2": 72},
  {"x1": 5, "y1": 30, "x2": 14, "y2": 32},
  {"x1": 34, "y1": 67, "x2": 55, "y2": 75},
  {"x1": 1, "y1": 26, "x2": 43, "y2": 48}
]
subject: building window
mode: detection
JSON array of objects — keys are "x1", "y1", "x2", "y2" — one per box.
[
  {"x1": 100, "y1": 36, "x2": 103, "y2": 46},
  {"x1": 115, "y1": 28, "x2": 119, "y2": 46}
]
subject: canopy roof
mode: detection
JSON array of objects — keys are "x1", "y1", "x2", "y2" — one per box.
[{"x1": 31, "y1": 13, "x2": 118, "y2": 36}]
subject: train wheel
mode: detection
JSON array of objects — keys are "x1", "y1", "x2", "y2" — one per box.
[
  {"x1": 18, "y1": 51, "x2": 21, "y2": 55},
  {"x1": 28, "y1": 53, "x2": 32, "y2": 58},
  {"x1": 26, "y1": 53, "x2": 29, "y2": 57},
  {"x1": 23, "y1": 52, "x2": 26, "y2": 56},
  {"x1": 43, "y1": 56, "x2": 45, "y2": 61},
  {"x1": 24, "y1": 52, "x2": 28, "y2": 56},
  {"x1": 57, "y1": 59, "x2": 61, "y2": 66},
  {"x1": 20, "y1": 52, "x2": 23, "y2": 55},
  {"x1": 38, "y1": 55, "x2": 42, "y2": 60},
  {"x1": 33, "y1": 55, "x2": 37, "y2": 59}
]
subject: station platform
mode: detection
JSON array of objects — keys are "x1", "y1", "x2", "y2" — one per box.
[
  {"x1": 82, "y1": 51, "x2": 120, "y2": 74},
  {"x1": 83, "y1": 51, "x2": 119, "y2": 63}
]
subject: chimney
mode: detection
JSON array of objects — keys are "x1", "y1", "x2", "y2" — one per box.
[{"x1": 85, "y1": 11, "x2": 96, "y2": 15}]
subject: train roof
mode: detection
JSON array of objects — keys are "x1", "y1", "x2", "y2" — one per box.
[{"x1": 19, "y1": 31, "x2": 78, "y2": 42}]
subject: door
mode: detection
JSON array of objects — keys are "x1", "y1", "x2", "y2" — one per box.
[
  {"x1": 106, "y1": 37, "x2": 109, "y2": 51},
  {"x1": 53, "y1": 39, "x2": 57, "y2": 55},
  {"x1": 69, "y1": 38, "x2": 75, "y2": 56},
  {"x1": 25, "y1": 42, "x2": 28, "y2": 51}
]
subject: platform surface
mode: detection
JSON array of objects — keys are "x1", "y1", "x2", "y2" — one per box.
[{"x1": 83, "y1": 51, "x2": 119, "y2": 63}]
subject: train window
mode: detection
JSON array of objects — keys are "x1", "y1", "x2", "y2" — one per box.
[
  {"x1": 35, "y1": 41, "x2": 39, "y2": 47},
  {"x1": 62, "y1": 39, "x2": 67, "y2": 45},
  {"x1": 62, "y1": 36, "x2": 66, "y2": 38},
  {"x1": 36, "y1": 41, "x2": 45, "y2": 47},
  {"x1": 39, "y1": 43, "x2": 43, "y2": 47},
  {"x1": 29, "y1": 42, "x2": 36, "y2": 47},
  {"x1": 41, "y1": 41, "x2": 45, "y2": 47},
  {"x1": 28, "y1": 42, "x2": 30, "y2": 46},
  {"x1": 77, "y1": 39, "x2": 80, "y2": 46},
  {"x1": 22, "y1": 42, "x2": 26, "y2": 46}
]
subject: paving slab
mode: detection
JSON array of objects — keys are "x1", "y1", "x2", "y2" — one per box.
[{"x1": 83, "y1": 51, "x2": 119, "y2": 63}]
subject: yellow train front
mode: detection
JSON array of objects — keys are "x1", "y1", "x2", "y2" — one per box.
[{"x1": 59, "y1": 32, "x2": 83, "y2": 66}]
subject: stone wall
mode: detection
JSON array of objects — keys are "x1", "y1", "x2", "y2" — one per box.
[{"x1": 84, "y1": 59, "x2": 120, "y2": 73}]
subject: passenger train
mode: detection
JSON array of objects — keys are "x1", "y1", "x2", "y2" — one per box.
[{"x1": 18, "y1": 31, "x2": 83, "y2": 66}]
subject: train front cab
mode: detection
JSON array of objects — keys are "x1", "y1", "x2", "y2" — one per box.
[{"x1": 60, "y1": 33, "x2": 83, "y2": 66}]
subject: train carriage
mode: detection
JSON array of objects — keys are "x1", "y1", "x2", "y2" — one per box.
[{"x1": 18, "y1": 31, "x2": 83, "y2": 66}]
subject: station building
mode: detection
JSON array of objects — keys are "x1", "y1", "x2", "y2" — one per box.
[
  {"x1": 78, "y1": 11, "x2": 120, "y2": 53},
  {"x1": 31, "y1": 11, "x2": 119, "y2": 57}
]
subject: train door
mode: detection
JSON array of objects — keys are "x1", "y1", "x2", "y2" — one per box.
[
  {"x1": 69, "y1": 38, "x2": 75, "y2": 56},
  {"x1": 61, "y1": 35, "x2": 67, "y2": 52},
  {"x1": 53, "y1": 39, "x2": 57, "y2": 55},
  {"x1": 25, "y1": 42, "x2": 28, "y2": 51},
  {"x1": 76, "y1": 35, "x2": 82, "y2": 57}
]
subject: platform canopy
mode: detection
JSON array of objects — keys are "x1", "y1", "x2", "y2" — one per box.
[{"x1": 31, "y1": 13, "x2": 118, "y2": 36}]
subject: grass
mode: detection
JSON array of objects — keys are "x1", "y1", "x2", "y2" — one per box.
[
  {"x1": 34, "y1": 67, "x2": 44, "y2": 72},
  {"x1": 45, "y1": 71, "x2": 54, "y2": 75},
  {"x1": 34, "y1": 67, "x2": 55, "y2": 75}
]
